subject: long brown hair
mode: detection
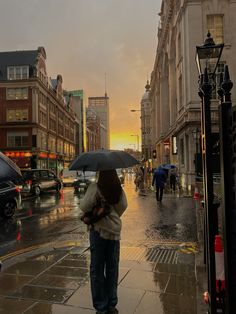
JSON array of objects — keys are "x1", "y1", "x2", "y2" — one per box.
[{"x1": 97, "y1": 169, "x2": 122, "y2": 204}]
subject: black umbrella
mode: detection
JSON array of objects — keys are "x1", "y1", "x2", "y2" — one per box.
[
  {"x1": 69, "y1": 149, "x2": 139, "y2": 171},
  {"x1": 0, "y1": 152, "x2": 22, "y2": 182}
]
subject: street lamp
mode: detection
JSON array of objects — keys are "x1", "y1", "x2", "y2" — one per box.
[
  {"x1": 131, "y1": 134, "x2": 139, "y2": 152},
  {"x1": 196, "y1": 32, "x2": 224, "y2": 313},
  {"x1": 130, "y1": 109, "x2": 141, "y2": 153},
  {"x1": 130, "y1": 109, "x2": 141, "y2": 112}
]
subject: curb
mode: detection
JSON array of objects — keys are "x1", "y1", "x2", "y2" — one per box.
[{"x1": 0, "y1": 240, "x2": 89, "y2": 267}]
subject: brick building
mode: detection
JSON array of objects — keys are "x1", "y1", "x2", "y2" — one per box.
[{"x1": 0, "y1": 47, "x2": 76, "y2": 173}]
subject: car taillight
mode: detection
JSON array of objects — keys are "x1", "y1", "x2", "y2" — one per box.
[
  {"x1": 15, "y1": 187, "x2": 21, "y2": 193},
  {"x1": 26, "y1": 180, "x2": 32, "y2": 185}
]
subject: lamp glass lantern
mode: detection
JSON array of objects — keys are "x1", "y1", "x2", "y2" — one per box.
[{"x1": 196, "y1": 32, "x2": 224, "y2": 77}]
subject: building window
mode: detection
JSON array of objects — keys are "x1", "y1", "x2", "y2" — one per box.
[
  {"x1": 7, "y1": 66, "x2": 29, "y2": 80},
  {"x1": 7, "y1": 109, "x2": 28, "y2": 122},
  {"x1": 57, "y1": 139, "x2": 63, "y2": 154},
  {"x1": 177, "y1": 33, "x2": 181, "y2": 61},
  {"x1": 58, "y1": 124, "x2": 64, "y2": 136},
  {"x1": 7, "y1": 132, "x2": 29, "y2": 147},
  {"x1": 49, "y1": 118, "x2": 56, "y2": 132},
  {"x1": 207, "y1": 15, "x2": 224, "y2": 44},
  {"x1": 48, "y1": 136, "x2": 56, "y2": 152},
  {"x1": 212, "y1": 62, "x2": 225, "y2": 99},
  {"x1": 6, "y1": 88, "x2": 28, "y2": 100},
  {"x1": 178, "y1": 74, "x2": 183, "y2": 108},
  {"x1": 39, "y1": 110, "x2": 47, "y2": 127},
  {"x1": 38, "y1": 132, "x2": 47, "y2": 150},
  {"x1": 180, "y1": 138, "x2": 184, "y2": 165}
]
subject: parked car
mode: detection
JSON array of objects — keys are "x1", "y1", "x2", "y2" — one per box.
[
  {"x1": 20, "y1": 169, "x2": 62, "y2": 196},
  {"x1": 116, "y1": 168, "x2": 125, "y2": 185},
  {"x1": 74, "y1": 171, "x2": 97, "y2": 194},
  {"x1": 0, "y1": 181, "x2": 21, "y2": 219},
  {"x1": 61, "y1": 169, "x2": 78, "y2": 187}
]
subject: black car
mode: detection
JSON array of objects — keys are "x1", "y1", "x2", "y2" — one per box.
[
  {"x1": 20, "y1": 169, "x2": 62, "y2": 196},
  {"x1": 0, "y1": 181, "x2": 21, "y2": 219},
  {"x1": 74, "y1": 171, "x2": 97, "y2": 194}
]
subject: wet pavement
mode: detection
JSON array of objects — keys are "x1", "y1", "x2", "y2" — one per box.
[{"x1": 0, "y1": 175, "x2": 208, "y2": 313}]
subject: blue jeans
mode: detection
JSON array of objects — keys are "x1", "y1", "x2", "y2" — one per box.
[{"x1": 89, "y1": 229, "x2": 120, "y2": 312}]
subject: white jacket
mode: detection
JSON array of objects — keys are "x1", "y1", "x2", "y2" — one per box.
[{"x1": 79, "y1": 183, "x2": 127, "y2": 240}]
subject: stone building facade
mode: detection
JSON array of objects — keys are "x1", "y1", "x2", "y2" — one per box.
[
  {"x1": 88, "y1": 94, "x2": 110, "y2": 149},
  {"x1": 140, "y1": 81, "x2": 153, "y2": 162},
  {"x1": 150, "y1": 0, "x2": 236, "y2": 191}
]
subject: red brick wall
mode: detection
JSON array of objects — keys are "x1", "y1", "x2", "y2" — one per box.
[{"x1": 0, "y1": 86, "x2": 33, "y2": 150}]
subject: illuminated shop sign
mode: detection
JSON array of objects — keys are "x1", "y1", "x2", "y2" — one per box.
[
  {"x1": 172, "y1": 136, "x2": 177, "y2": 154},
  {"x1": 5, "y1": 151, "x2": 32, "y2": 158}
]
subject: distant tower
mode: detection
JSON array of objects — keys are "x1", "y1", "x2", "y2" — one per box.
[
  {"x1": 141, "y1": 79, "x2": 151, "y2": 161},
  {"x1": 88, "y1": 75, "x2": 110, "y2": 149}
]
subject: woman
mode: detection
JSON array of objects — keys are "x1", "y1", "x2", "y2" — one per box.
[{"x1": 80, "y1": 169, "x2": 127, "y2": 314}]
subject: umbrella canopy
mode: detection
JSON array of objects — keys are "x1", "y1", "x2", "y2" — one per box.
[
  {"x1": 69, "y1": 149, "x2": 139, "y2": 171},
  {"x1": 161, "y1": 164, "x2": 176, "y2": 170},
  {"x1": 0, "y1": 152, "x2": 22, "y2": 182}
]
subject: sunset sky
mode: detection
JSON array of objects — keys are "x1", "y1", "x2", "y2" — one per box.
[{"x1": 0, "y1": 0, "x2": 162, "y2": 150}]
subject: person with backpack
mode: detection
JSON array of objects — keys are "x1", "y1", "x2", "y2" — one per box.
[
  {"x1": 80, "y1": 169, "x2": 127, "y2": 314},
  {"x1": 152, "y1": 166, "x2": 167, "y2": 202}
]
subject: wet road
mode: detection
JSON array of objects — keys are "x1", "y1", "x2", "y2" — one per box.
[
  {"x1": 0, "y1": 174, "x2": 197, "y2": 259},
  {"x1": 0, "y1": 188, "x2": 86, "y2": 258},
  {"x1": 0, "y1": 175, "x2": 205, "y2": 314}
]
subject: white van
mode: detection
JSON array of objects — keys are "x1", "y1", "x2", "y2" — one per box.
[{"x1": 61, "y1": 169, "x2": 78, "y2": 186}]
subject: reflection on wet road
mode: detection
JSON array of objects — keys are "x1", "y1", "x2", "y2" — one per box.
[
  {"x1": 0, "y1": 176, "x2": 203, "y2": 314},
  {"x1": 0, "y1": 188, "x2": 86, "y2": 257},
  {"x1": 121, "y1": 175, "x2": 196, "y2": 247},
  {"x1": 0, "y1": 177, "x2": 197, "y2": 258}
]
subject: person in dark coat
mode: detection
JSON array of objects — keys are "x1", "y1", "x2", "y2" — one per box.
[
  {"x1": 169, "y1": 171, "x2": 177, "y2": 192},
  {"x1": 152, "y1": 166, "x2": 167, "y2": 202}
]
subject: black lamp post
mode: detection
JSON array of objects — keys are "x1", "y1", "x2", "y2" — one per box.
[{"x1": 196, "y1": 32, "x2": 224, "y2": 314}]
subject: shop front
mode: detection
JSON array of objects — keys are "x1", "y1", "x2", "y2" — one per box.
[
  {"x1": 5, "y1": 151, "x2": 32, "y2": 169},
  {"x1": 37, "y1": 152, "x2": 48, "y2": 169},
  {"x1": 48, "y1": 153, "x2": 57, "y2": 173}
]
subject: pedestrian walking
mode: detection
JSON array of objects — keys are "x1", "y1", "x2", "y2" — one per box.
[
  {"x1": 169, "y1": 171, "x2": 177, "y2": 193},
  {"x1": 80, "y1": 169, "x2": 127, "y2": 314},
  {"x1": 134, "y1": 166, "x2": 147, "y2": 195},
  {"x1": 152, "y1": 166, "x2": 167, "y2": 202}
]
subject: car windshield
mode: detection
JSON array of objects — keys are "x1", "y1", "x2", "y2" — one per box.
[
  {"x1": 62, "y1": 169, "x2": 78, "y2": 178},
  {"x1": 77, "y1": 171, "x2": 96, "y2": 178}
]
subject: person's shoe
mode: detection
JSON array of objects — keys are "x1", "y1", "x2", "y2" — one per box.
[
  {"x1": 108, "y1": 307, "x2": 119, "y2": 314},
  {"x1": 96, "y1": 311, "x2": 107, "y2": 314}
]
